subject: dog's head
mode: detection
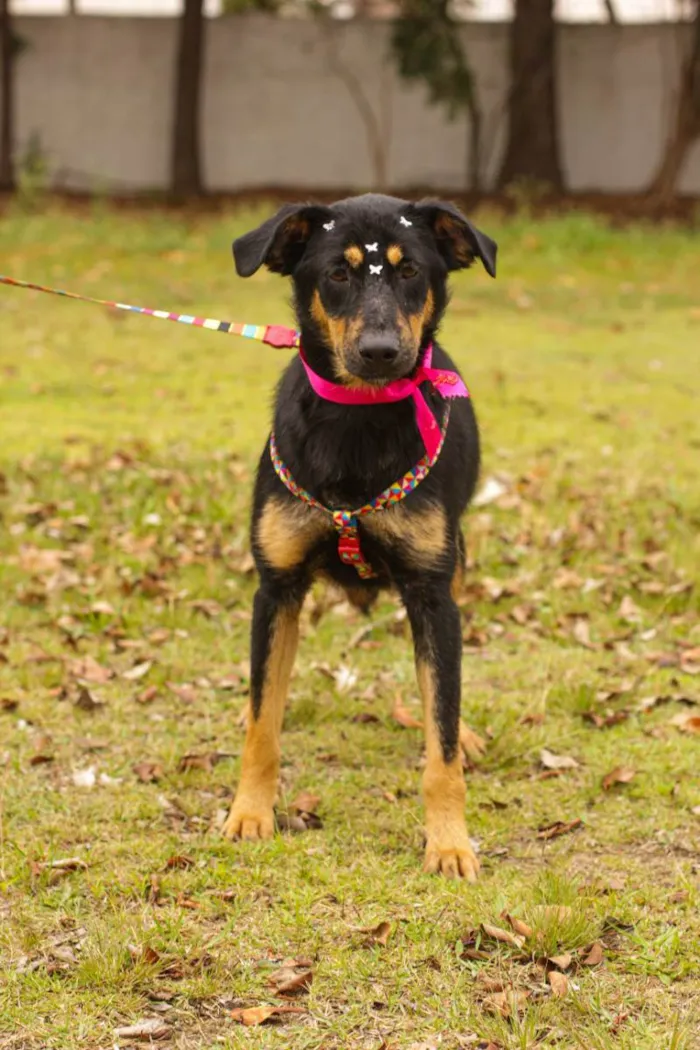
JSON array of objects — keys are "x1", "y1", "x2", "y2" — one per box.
[{"x1": 233, "y1": 194, "x2": 496, "y2": 386}]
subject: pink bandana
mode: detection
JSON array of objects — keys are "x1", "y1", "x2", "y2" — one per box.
[{"x1": 299, "y1": 344, "x2": 469, "y2": 458}]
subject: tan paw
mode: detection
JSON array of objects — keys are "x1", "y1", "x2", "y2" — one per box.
[
  {"x1": 423, "y1": 832, "x2": 480, "y2": 881},
  {"x1": 222, "y1": 799, "x2": 275, "y2": 842},
  {"x1": 459, "y1": 721, "x2": 487, "y2": 763}
]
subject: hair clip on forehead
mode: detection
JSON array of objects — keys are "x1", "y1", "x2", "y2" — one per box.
[
  {"x1": 399, "y1": 216, "x2": 413, "y2": 227},
  {"x1": 365, "y1": 242, "x2": 378, "y2": 252},
  {"x1": 369, "y1": 264, "x2": 383, "y2": 275},
  {"x1": 322, "y1": 220, "x2": 335, "y2": 232}
]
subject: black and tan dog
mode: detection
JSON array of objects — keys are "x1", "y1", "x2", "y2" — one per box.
[{"x1": 222, "y1": 194, "x2": 496, "y2": 880}]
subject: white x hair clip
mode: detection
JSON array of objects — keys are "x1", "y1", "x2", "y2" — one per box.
[
  {"x1": 322, "y1": 220, "x2": 335, "y2": 232},
  {"x1": 369, "y1": 264, "x2": 383, "y2": 275},
  {"x1": 365, "y1": 242, "x2": 378, "y2": 252},
  {"x1": 399, "y1": 216, "x2": 412, "y2": 227}
]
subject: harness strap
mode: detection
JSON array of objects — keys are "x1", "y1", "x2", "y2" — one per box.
[{"x1": 269, "y1": 405, "x2": 450, "y2": 579}]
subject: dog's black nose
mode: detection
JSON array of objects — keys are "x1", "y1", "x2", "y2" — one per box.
[{"x1": 358, "y1": 333, "x2": 400, "y2": 366}]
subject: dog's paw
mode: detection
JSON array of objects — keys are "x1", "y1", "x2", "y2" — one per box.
[
  {"x1": 423, "y1": 831, "x2": 480, "y2": 881},
  {"x1": 459, "y1": 721, "x2": 487, "y2": 763},
  {"x1": 222, "y1": 800, "x2": 275, "y2": 842}
]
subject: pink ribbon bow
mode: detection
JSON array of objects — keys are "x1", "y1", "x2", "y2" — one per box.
[{"x1": 299, "y1": 343, "x2": 469, "y2": 459}]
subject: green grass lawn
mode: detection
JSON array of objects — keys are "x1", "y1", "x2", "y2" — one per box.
[{"x1": 0, "y1": 201, "x2": 699, "y2": 1050}]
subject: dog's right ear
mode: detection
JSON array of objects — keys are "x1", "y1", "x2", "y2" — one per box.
[{"x1": 233, "y1": 203, "x2": 332, "y2": 278}]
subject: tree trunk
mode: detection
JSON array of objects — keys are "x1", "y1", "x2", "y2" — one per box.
[
  {"x1": 498, "y1": 0, "x2": 563, "y2": 191},
  {"x1": 647, "y1": 9, "x2": 700, "y2": 204},
  {"x1": 171, "y1": 0, "x2": 205, "y2": 198},
  {"x1": 0, "y1": 0, "x2": 14, "y2": 191}
]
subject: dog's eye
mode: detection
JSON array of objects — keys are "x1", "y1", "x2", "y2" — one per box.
[
  {"x1": 329, "y1": 266, "x2": 349, "y2": 283},
  {"x1": 399, "y1": 261, "x2": 418, "y2": 279}
]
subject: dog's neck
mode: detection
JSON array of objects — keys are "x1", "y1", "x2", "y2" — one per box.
[{"x1": 275, "y1": 332, "x2": 445, "y2": 507}]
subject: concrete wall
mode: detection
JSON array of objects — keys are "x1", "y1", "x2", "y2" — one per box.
[{"x1": 10, "y1": 16, "x2": 700, "y2": 194}]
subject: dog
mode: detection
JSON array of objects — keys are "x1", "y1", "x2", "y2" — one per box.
[{"x1": 222, "y1": 194, "x2": 496, "y2": 880}]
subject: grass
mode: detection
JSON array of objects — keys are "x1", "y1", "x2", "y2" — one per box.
[{"x1": 0, "y1": 200, "x2": 699, "y2": 1050}]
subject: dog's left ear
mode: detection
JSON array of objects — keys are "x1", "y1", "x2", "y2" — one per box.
[
  {"x1": 233, "y1": 203, "x2": 332, "y2": 278},
  {"x1": 409, "y1": 200, "x2": 497, "y2": 278}
]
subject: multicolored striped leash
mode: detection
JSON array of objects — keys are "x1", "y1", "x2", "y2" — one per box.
[{"x1": 0, "y1": 274, "x2": 300, "y2": 349}]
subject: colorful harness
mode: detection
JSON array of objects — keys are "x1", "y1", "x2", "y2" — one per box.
[{"x1": 270, "y1": 343, "x2": 469, "y2": 579}]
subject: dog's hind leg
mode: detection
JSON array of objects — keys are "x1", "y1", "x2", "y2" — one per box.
[
  {"x1": 401, "y1": 576, "x2": 479, "y2": 881},
  {"x1": 223, "y1": 584, "x2": 302, "y2": 841}
]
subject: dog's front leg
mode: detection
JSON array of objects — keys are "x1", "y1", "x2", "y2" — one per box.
[
  {"x1": 223, "y1": 584, "x2": 302, "y2": 841},
  {"x1": 401, "y1": 578, "x2": 479, "y2": 881}
]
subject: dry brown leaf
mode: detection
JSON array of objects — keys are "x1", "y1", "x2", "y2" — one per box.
[
  {"x1": 267, "y1": 965, "x2": 313, "y2": 995},
  {"x1": 540, "y1": 748, "x2": 579, "y2": 771},
  {"x1": 177, "y1": 751, "x2": 230, "y2": 773},
  {"x1": 391, "y1": 694, "x2": 423, "y2": 730},
  {"x1": 146, "y1": 873, "x2": 163, "y2": 905},
  {"x1": 351, "y1": 711, "x2": 381, "y2": 724},
  {"x1": 503, "y1": 913, "x2": 533, "y2": 939},
  {"x1": 229, "y1": 1005, "x2": 305, "y2": 1026},
  {"x1": 619, "y1": 596, "x2": 643, "y2": 624},
  {"x1": 602, "y1": 766, "x2": 636, "y2": 790},
  {"x1": 548, "y1": 952, "x2": 572, "y2": 970},
  {"x1": 133, "y1": 761, "x2": 163, "y2": 784},
  {"x1": 670, "y1": 712, "x2": 700, "y2": 734},
  {"x1": 1, "y1": 698, "x2": 19, "y2": 712},
  {"x1": 362, "y1": 920, "x2": 392, "y2": 947},
  {"x1": 536, "y1": 819, "x2": 583, "y2": 840},
  {"x1": 582, "y1": 941, "x2": 604, "y2": 966},
  {"x1": 166, "y1": 682, "x2": 198, "y2": 703},
  {"x1": 481, "y1": 923, "x2": 524, "y2": 949},
  {"x1": 122, "y1": 660, "x2": 153, "y2": 681},
  {"x1": 165, "y1": 854, "x2": 195, "y2": 870},
  {"x1": 290, "y1": 791, "x2": 321, "y2": 815},
  {"x1": 548, "y1": 970, "x2": 568, "y2": 997},
  {"x1": 521, "y1": 711, "x2": 545, "y2": 726},
  {"x1": 113, "y1": 1018, "x2": 171, "y2": 1040},
  {"x1": 74, "y1": 687, "x2": 104, "y2": 712},
  {"x1": 483, "y1": 988, "x2": 530, "y2": 1017},
  {"x1": 136, "y1": 685, "x2": 159, "y2": 705},
  {"x1": 572, "y1": 618, "x2": 596, "y2": 649},
  {"x1": 69, "y1": 656, "x2": 113, "y2": 683}
]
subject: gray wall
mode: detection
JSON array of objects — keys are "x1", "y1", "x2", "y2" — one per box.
[{"x1": 11, "y1": 16, "x2": 700, "y2": 194}]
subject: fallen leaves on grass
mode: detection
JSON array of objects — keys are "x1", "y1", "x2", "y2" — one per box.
[
  {"x1": 548, "y1": 970, "x2": 568, "y2": 997},
  {"x1": 166, "y1": 682, "x2": 198, "y2": 703},
  {"x1": 582, "y1": 941, "x2": 605, "y2": 966},
  {"x1": 122, "y1": 660, "x2": 153, "y2": 681},
  {"x1": 165, "y1": 853, "x2": 195, "y2": 870},
  {"x1": 290, "y1": 791, "x2": 321, "y2": 815},
  {"x1": 481, "y1": 923, "x2": 525, "y2": 950},
  {"x1": 133, "y1": 761, "x2": 164, "y2": 783},
  {"x1": 72, "y1": 767, "x2": 96, "y2": 788},
  {"x1": 602, "y1": 766, "x2": 636, "y2": 790},
  {"x1": 267, "y1": 960, "x2": 313, "y2": 995},
  {"x1": 540, "y1": 748, "x2": 579, "y2": 771},
  {"x1": 503, "y1": 913, "x2": 533, "y2": 940},
  {"x1": 483, "y1": 987, "x2": 531, "y2": 1017},
  {"x1": 229, "y1": 1005, "x2": 306, "y2": 1026},
  {"x1": 361, "y1": 920, "x2": 392, "y2": 947},
  {"x1": 391, "y1": 694, "x2": 423, "y2": 729},
  {"x1": 177, "y1": 751, "x2": 232, "y2": 773},
  {"x1": 572, "y1": 618, "x2": 596, "y2": 650},
  {"x1": 69, "y1": 656, "x2": 113, "y2": 683},
  {"x1": 113, "y1": 1018, "x2": 171, "y2": 1041},
  {"x1": 669, "y1": 712, "x2": 700, "y2": 734},
  {"x1": 536, "y1": 819, "x2": 583, "y2": 840}
]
